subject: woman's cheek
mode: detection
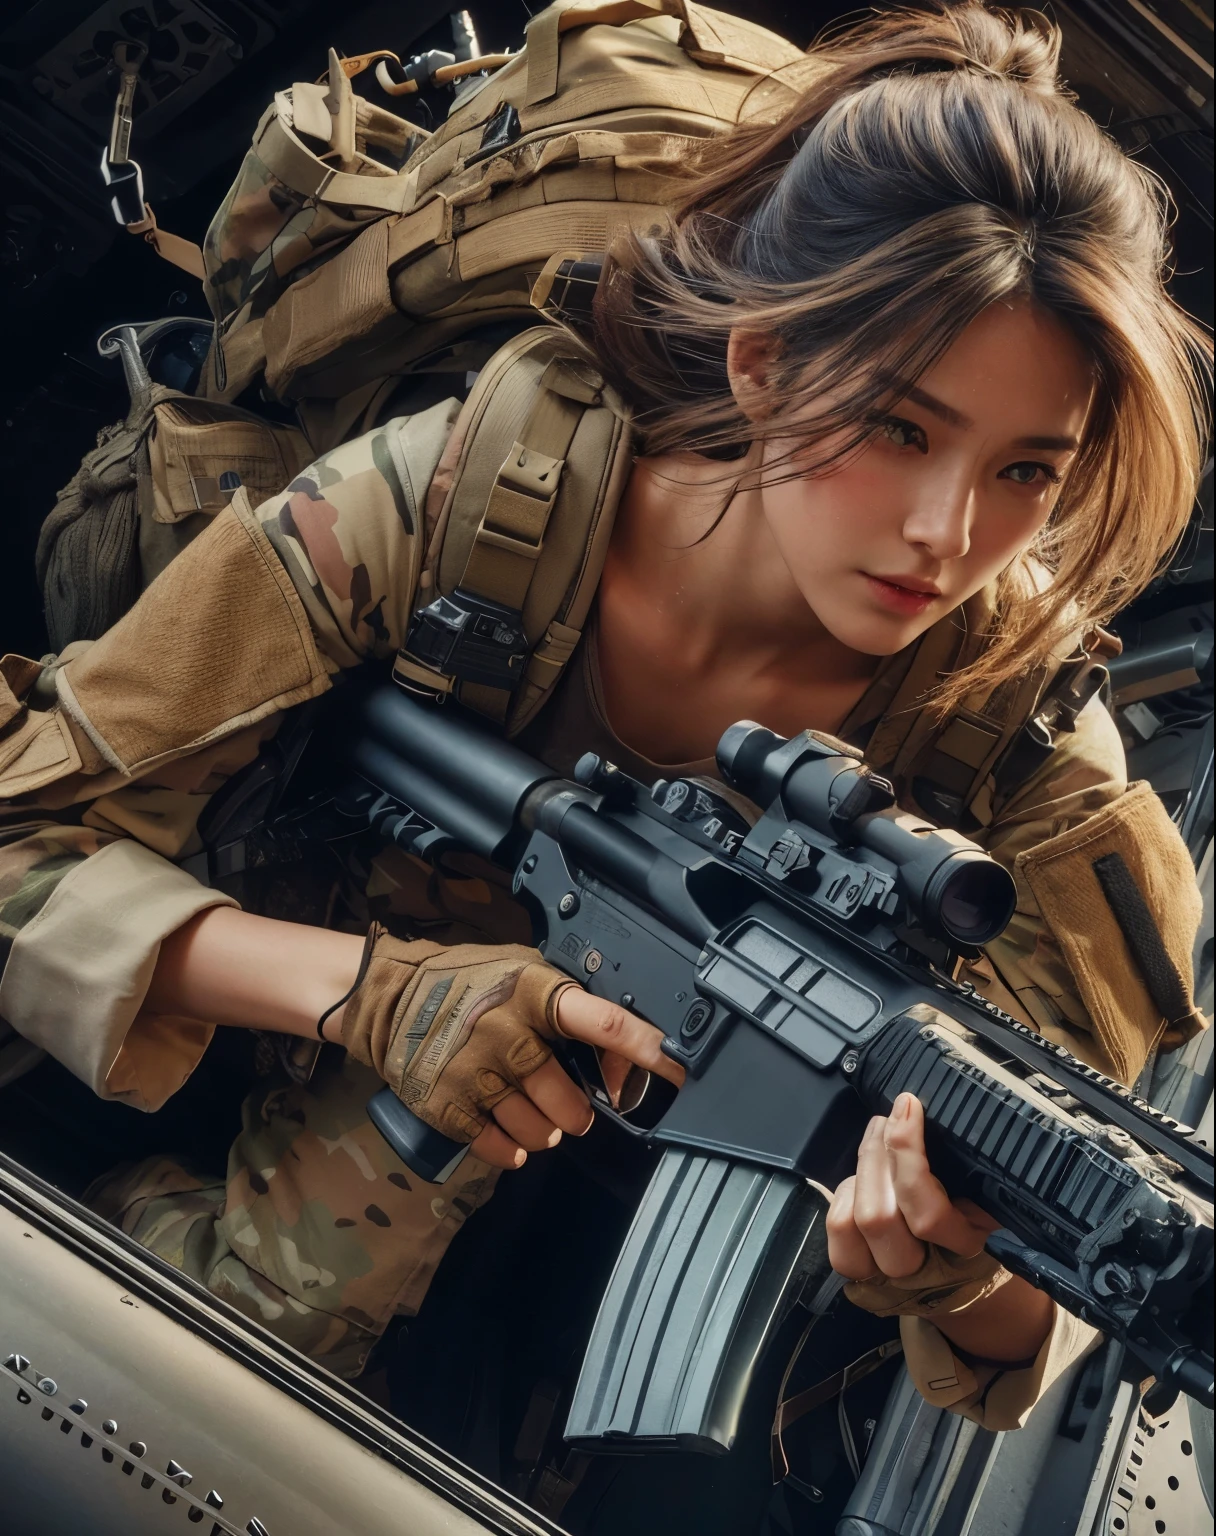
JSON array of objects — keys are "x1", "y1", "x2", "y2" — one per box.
[{"x1": 769, "y1": 461, "x2": 896, "y2": 574}]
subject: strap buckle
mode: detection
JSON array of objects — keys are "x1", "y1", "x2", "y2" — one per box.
[
  {"x1": 495, "y1": 441, "x2": 564, "y2": 507},
  {"x1": 993, "y1": 648, "x2": 1111, "y2": 793}
]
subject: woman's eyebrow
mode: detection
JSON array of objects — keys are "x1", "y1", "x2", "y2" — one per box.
[
  {"x1": 902, "y1": 385, "x2": 972, "y2": 430},
  {"x1": 898, "y1": 386, "x2": 1080, "y2": 451}
]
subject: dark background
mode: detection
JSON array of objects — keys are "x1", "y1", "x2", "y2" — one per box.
[{"x1": 0, "y1": 0, "x2": 1211, "y2": 659}]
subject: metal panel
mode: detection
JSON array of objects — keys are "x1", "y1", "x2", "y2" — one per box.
[{"x1": 0, "y1": 1160, "x2": 561, "y2": 1536}]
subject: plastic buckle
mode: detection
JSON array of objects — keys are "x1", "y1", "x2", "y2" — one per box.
[
  {"x1": 401, "y1": 588, "x2": 529, "y2": 692},
  {"x1": 496, "y1": 441, "x2": 564, "y2": 504},
  {"x1": 1044, "y1": 653, "x2": 1110, "y2": 733}
]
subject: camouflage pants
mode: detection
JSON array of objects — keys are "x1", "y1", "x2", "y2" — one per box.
[{"x1": 87, "y1": 1054, "x2": 499, "y2": 1379}]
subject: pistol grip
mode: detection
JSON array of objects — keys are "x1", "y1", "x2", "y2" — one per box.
[{"x1": 367, "y1": 1087, "x2": 469, "y2": 1184}]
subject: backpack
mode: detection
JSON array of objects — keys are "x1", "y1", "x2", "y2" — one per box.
[
  {"x1": 32, "y1": 0, "x2": 1110, "y2": 832},
  {"x1": 198, "y1": 1, "x2": 809, "y2": 429},
  {"x1": 35, "y1": 0, "x2": 805, "y2": 639}
]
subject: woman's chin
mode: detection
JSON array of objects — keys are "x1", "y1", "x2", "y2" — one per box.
[{"x1": 818, "y1": 609, "x2": 933, "y2": 658}]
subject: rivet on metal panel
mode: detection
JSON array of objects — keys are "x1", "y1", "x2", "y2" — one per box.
[{"x1": 36, "y1": 1377, "x2": 57, "y2": 1395}]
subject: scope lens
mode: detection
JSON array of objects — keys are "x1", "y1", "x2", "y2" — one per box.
[{"x1": 930, "y1": 856, "x2": 1017, "y2": 946}]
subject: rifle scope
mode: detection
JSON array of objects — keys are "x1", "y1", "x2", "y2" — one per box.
[{"x1": 717, "y1": 723, "x2": 1016, "y2": 949}]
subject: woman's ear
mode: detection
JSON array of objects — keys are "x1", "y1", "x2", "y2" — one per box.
[{"x1": 726, "y1": 328, "x2": 777, "y2": 424}]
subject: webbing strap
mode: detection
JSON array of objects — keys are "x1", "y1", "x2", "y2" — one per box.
[
  {"x1": 525, "y1": 1, "x2": 679, "y2": 105},
  {"x1": 524, "y1": 5, "x2": 565, "y2": 106},
  {"x1": 127, "y1": 204, "x2": 205, "y2": 279},
  {"x1": 459, "y1": 359, "x2": 596, "y2": 610},
  {"x1": 254, "y1": 111, "x2": 415, "y2": 214}
]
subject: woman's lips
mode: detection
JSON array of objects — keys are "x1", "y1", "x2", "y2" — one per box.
[{"x1": 862, "y1": 574, "x2": 940, "y2": 616}]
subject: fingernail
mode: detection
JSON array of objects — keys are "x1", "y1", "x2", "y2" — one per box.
[
  {"x1": 893, "y1": 1094, "x2": 912, "y2": 1120},
  {"x1": 547, "y1": 1128, "x2": 562, "y2": 1149},
  {"x1": 513, "y1": 1149, "x2": 527, "y2": 1168}
]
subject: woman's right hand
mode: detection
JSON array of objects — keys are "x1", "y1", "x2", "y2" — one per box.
[
  {"x1": 338, "y1": 931, "x2": 685, "y2": 1172},
  {"x1": 470, "y1": 985, "x2": 686, "y2": 1170}
]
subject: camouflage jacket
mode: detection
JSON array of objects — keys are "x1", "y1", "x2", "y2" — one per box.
[
  {"x1": 0, "y1": 371, "x2": 1207, "y2": 1412},
  {"x1": 1, "y1": 381, "x2": 1203, "y2": 1101}
]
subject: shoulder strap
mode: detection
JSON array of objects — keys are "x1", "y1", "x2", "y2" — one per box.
[
  {"x1": 863, "y1": 593, "x2": 1121, "y2": 830},
  {"x1": 393, "y1": 327, "x2": 632, "y2": 731}
]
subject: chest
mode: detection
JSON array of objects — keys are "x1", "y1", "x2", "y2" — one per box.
[{"x1": 593, "y1": 587, "x2": 878, "y2": 767}]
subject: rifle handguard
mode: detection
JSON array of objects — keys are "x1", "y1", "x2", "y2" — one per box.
[{"x1": 844, "y1": 1246, "x2": 1010, "y2": 1319}]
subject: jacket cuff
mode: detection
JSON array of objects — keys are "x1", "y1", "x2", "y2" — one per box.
[
  {"x1": 900, "y1": 1303, "x2": 1101, "y2": 1430},
  {"x1": 0, "y1": 839, "x2": 237, "y2": 1110}
]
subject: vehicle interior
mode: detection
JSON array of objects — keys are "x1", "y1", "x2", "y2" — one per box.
[{"x1": 0, "y1": 2, "x2": 1211, "y2": 1533}]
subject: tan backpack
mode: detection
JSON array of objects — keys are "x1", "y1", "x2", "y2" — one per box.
[
  {"x1": 32, "y1": 0, "x2": 1110, "y2": 832},
  {"x1": 196, "y1": 1, "x2": 809, "y2": 436},
  {"x1": 36, "y1": 0, "x2": 805, "y2": 647}
]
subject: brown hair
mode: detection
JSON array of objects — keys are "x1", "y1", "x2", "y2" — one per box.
[{"x1": 591, "y1": 2, "x2": 1212, "y2": 709}]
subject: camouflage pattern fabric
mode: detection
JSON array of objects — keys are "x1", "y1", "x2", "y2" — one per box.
[
  {"x1": 88, "y1": 1055, "x2": 499, "y2": 1379},
  {"x1": 203, "y1": 146, "x2": 372, "y2": 330},
  {"x1": 0, "y1": 816, "x2": 118, "y2": 972}
]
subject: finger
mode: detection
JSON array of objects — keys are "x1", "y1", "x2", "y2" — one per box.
[
  {"x1": 825, "y1": 1175, "x2": 878, "y2": 1280},
  {"x1": 884, "y1": 1094, "x2": 989, "y2": 1257},
  {"x1": 519, "y1": 1055, "x2": 595, "y2": 1136},
  {"x1": 852, "y1": 1115, "x2": 926, "y2": 1278},
  {"x1": 490, "y1": 1090, "x2": 563, "y2": 1152},
  {"x1": 469, "y1": 1120, "x2": 528, "y2": 1170},
  {"x1": 556, "y1": 989, "x2": 686, "y2": 1089}
]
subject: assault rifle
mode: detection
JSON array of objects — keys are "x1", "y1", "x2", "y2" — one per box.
[{"x1": 324, "y1": 680, "x2": 1213, "y2": 1452}]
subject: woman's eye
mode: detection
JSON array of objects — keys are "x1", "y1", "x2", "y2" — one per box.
[
  {"x1": 879, "y1": 416, "x2": 928, "y2": 452},
  {"x1": 1000, "y1": 461, "x2": 1060, "y2": 487}
]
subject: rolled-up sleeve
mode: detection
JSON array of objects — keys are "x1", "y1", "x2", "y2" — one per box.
[
  {"x1": 0, "y1": 832, "x2": 236, "y2": 1110},
  {"x1": 900, "y1": 1304, "x2": 1100, "y2": 1431}
]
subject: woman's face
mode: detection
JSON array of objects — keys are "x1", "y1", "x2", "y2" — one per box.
[{"x1": 748, "y1": 298, "x2": 1094, "y2": 656}]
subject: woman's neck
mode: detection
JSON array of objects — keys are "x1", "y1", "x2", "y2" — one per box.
[{"x1": 594, "y1": 453, "x2": 881, "y2": 764}]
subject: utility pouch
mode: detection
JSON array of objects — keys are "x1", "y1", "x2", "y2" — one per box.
[
  {"x1": 148, "y1": 398, "x2": 309, "y2": 525},
  {"x1": 37, "y1": 387, "x2": 312, "y2": 651},
  {"x1": 1018, "y1": 780, "x2": 1207, "y2": 1085}
]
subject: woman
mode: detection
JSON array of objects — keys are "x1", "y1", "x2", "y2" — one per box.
[{"x1": 0, "y1": 1, "x2": 1208, "y2": 1434}]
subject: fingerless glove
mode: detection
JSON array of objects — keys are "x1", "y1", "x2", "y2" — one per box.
[{"x1": 340, "y1": 927, "x2": 576, "y2": 1142}]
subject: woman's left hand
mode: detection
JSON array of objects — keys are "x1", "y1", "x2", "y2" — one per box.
[
  {"x1": 826, "y1": 1092, "x2": 997, "y2": 1280},
  {"x1": 827, "y1": 1092, "x2": 1056, "y2": 1364}
]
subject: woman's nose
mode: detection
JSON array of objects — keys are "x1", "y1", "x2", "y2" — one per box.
[{"x1": 901, "y1": 471, "x2": 975, "y2": 561}]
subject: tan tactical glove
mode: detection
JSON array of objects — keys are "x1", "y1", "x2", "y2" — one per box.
[
  {"x1": 844, "y1": 1246, "x2": 1011, "y2": 1320},
  {"x1": 339, "y1": 927, "x2": 577, "y2": 1143}
]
